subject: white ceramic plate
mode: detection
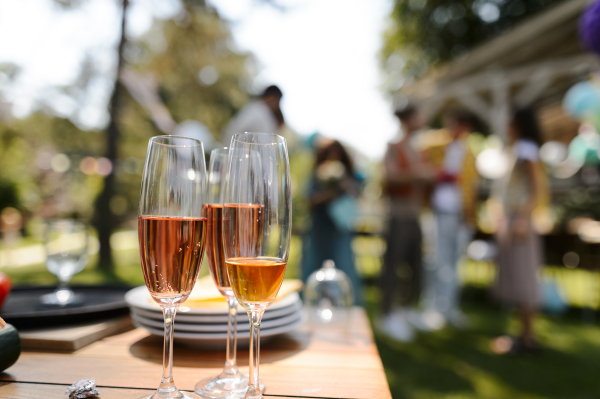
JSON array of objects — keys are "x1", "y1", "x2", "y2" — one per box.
[
  {"x1": 130, "y1": 298, "x2": 302, "y2": 324},
  {"x1": 133, "y1": 314, "x2": 305, "y2": 349},
  {"x1": 125, "y1": 286, "x2": 300, "y2": 315},
  {"x1": 132, "y1": 308, "x2": 302, "y2": 332}
]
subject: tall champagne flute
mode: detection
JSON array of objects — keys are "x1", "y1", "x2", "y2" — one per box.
[
  {"x1": 195, "y1": 148, "x2": 249, "y2": 398},
  {"x1": 223, "y1": 133, "x2": 291, "y2": 399},
  {"x1": 138, "y1": 135, "x2": 207, "y2": 399}
]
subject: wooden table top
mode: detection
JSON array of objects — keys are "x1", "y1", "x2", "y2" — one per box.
[{"x1": 0, "y1": 308, "x2": 392, "y2": 399}]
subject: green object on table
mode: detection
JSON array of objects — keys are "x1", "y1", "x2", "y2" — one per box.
[{"x1": 0, "y1": 323, "x2": 21, "y2": 372}]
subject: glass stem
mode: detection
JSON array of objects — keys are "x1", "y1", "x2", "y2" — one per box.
[
  {"x1": 158, "y1": 305, "x2": 179, "y2": 396},
  {"x1": 57, "y1": 275, "x2": 72, "y2": 290},
  {"x1": 54, "y1": 278, "x2": 74, "y2": 304},
  {"x1": 223, "y1": 296, "x2": 239, "y2": 376},
  {"x1": 246, "y1": 309, "x2": 264, "y2": 398},
  {"x1": 56, "y1": 281, "x2": 68, "y2": 292}
]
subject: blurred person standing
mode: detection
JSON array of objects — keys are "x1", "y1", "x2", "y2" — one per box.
[
  {"x1": 424, "y1": 110, "x2": 479, "y2": 329},
  {"x1": 492, "y1": 107, "x2": 545, "y2": 354},
  {"x1": 379, "y1": 105, "x2": 435, "y2": 341},
  {"x1": 221, "y1": 85, "x2": 284, "y2": 145},
  {"x1": 301, "y1": 140, "x2": 362, "y2": 304}
]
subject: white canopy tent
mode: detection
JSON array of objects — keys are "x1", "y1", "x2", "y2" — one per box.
[{"x1": 401, "y1": 0, "x2": 600, "y2": 142}]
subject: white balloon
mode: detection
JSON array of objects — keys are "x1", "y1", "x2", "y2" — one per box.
[
  {"x1": 540, "y1": 141, "x2": 568, "y2": 166},
  {"x1": 475, "y1": 148, "x2": 509, "y2": 180}
]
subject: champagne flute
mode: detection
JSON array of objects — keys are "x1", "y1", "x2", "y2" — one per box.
[
  {"x1": 138, "y1": 135, "x2": 207, "y2": 399},
  {"x1": 223, "y1": 133, "x2": 291, "y2": 399},
  {"x1": 195, "y1": 148, "x2": 249, "y2": 398}
]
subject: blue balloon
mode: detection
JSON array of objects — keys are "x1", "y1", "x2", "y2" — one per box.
[{"x1": 563, "y1": 82, "x2": 600, "y2": 121}]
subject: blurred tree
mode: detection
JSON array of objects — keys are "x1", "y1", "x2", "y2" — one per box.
[
  {"x1": 96, "y1": 0, "x2": 255, "y2": 273},
  {"x1": 111, "y1": 1, "x2": 254, "y2": 222},
  {"x1": 0, "y1": 113, "x2": 105, "y2": 222},
  {"x1": 0, "y1": 0, "x2": 254, "y2": 275},
  {"x1": 381, "y1": 0, "x2": 566, "y2": 88},
  {"x1": 0, "y1": 181, "x2": 19, "y2": 212},
  {"x1": 93, "y1": 0, "x2": 129, "y2": 275},
  {"x1": 137, "y1": 1, "x2": 252, "y2": 137}
]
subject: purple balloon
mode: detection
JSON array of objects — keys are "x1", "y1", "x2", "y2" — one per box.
[{"x1": 580, "y1": 0, "x2": 600, "y2": 56}]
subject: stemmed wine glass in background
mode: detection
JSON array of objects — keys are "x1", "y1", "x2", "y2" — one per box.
[
  {"x1": 138, "y1": 135, "x2": 207, "y2": 399},
  {"x1": 41, "y1": 219, "x2": 88, "y2": 306},
  {"x1": 223, "y1": 133, "x2": 291, "y2": 399},
  {"x1": 195, "y1": 148, "x2": 250, "y2": 398}
]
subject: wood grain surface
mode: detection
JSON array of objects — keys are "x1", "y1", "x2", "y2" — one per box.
[
  {"x1": 0, "y1": 308, "x2": 391, "y2": 399},
  {"x1": 18, "y1": 316, "x2": 133, "y2": 351}
]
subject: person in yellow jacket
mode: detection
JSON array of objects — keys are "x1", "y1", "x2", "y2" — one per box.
[{"x1": 422, "y1": 110, "x2": 479, "y2": 329}]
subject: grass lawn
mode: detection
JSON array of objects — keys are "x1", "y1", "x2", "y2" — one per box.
[{"x1": 365, "y1": 286, "x2": 600, "y2": 399}]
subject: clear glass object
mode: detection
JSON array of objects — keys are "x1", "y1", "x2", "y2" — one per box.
[
  {"x1": 195, "y1": 148, "x2": 249, "y2": 398},
  {"x1": 138, "y1": 135, "x2": 207, "y2": 399},
  {"x1": 41, "y1": 219, "x2": 88, "y2": 306},
  {"x1": 304, "y1": 260, "x2": 353, "y2": 326},
  {"x1": 222, "y1": 133, "x2": 291, "y2": 399}
]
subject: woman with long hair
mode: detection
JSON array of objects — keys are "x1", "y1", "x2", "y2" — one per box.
[
  {"x1": 301, "y1": 140, "x2": 362, "y2": 304},
  {"x1": 493, "y1": 107, "x2": 546, "y2": 354}
]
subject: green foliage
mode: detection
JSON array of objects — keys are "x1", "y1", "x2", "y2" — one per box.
[
  {"x1": 558, "y1": 185, "x2": 600, "y2": 222},
  {"x1": 108, "y1": 5, "x2": 253, "y2": 219},
  {"x1": 382, "y1": 0, "x2": 566, "y2": 87},
  {"x1": 131, "y1": 6, "x2": 252, "y2": 139},
  {"x1": 0, "y1": 4, "x2": 253, "y2": 224},
  {"x1": 0, "y1": 114, "x2": 104, "y2": 219}
]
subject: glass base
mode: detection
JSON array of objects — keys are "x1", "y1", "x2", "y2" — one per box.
[
  {"x1": 195, "y1": 372, "x2": 247, "y2": 399},
  {"x1": 40, "y1": 289, "x2": 83, "y2": 306},
  {"x1": 242, "y1": 388, "x2": 266, "y2": 399},
  {"x1": 139, "y1": 389, "x2": 201, "y2": 399},
  {"x1": 195, "y1": 374, "x2": 264, "y2": 399}
]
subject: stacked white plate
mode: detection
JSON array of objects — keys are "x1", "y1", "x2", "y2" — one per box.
[{"x1": 125, "y1": 285, "x2": 304, "y2": 348}]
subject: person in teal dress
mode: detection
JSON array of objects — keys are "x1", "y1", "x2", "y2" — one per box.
[{"x1": 301, "y1": 140, "x2": 362, "y2": 304}]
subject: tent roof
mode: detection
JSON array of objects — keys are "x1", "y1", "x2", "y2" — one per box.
[
  {"x1": 400, "y1": 0, "x2": 599, "y2": 142},
  {"x1": 403, "y1": 0, "x2": 596, "y2": 100}
]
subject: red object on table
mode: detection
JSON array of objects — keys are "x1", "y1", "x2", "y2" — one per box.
[{"x1": 0, "y1": 273, "x2": 12, "y2": 311}]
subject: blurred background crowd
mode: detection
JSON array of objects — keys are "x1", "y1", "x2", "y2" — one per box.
[{"x1": 2, "y1": 0, "x2": 600, "y2": 397}]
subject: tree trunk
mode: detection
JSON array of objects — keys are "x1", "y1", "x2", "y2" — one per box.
[{"x1": 93, "y1": 0, "x2": 129, "y2": 275}]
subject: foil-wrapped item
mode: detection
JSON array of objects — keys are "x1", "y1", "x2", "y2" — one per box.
[{"x1": 65, "y1": 378, "x2": 101, "y2": 399}]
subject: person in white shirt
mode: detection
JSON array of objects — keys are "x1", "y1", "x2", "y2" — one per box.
[
  {"x1": 425, "y1": 110, "x2": 478, "y2": 330},
  {"x1": 221, "y1": 85, "x2": 284, "y2": 146}
]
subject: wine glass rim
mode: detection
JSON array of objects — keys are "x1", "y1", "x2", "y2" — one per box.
[
  {"x1": 150, "y1": 135, "x2": 204, "y2": 148},
  {"x1": 231, "y1": 132, "x2": 287, "y2": 146}
]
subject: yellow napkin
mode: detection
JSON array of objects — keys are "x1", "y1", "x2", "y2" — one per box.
[{"x1": 153, "y1": 276, "x2": 303, "y2": 310}]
